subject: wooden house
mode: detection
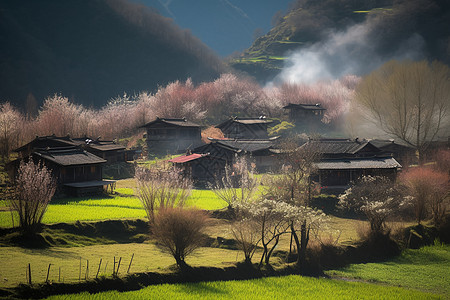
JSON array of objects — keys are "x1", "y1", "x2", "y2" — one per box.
[
  {"x1": 215, "y1": 117, "x2": 273, "y2": 139},
  {"x1": 141, "y1": 118, "x2": 202, "y2": 155},
  {"x1": 14, "y1": 135, "x2": 76, "y2": 158},
  {"x1": 168, "y1": 153, "x2": 227, "y2": 185},
  {"x1": 15, "y1": 135, "x2": 130, "y2": 164},
  {"x1": 300, "y1": 138, "x2": 402, "y2": 191},
  {"x1": 283, "y1": 103, "x2": 326, "y2": 124},
  {"x1": 72, "y1": 137, "x2": 127, "y2": 163},
  {"x1": 194, "y1": 138, "x2": 279, "y2": 172},
  {"x1": 7, "y1": 146, "x2": 114, "y2": 196},
  {"x1": 369, "y1": 139, "x2": 416, "y2": 166}
]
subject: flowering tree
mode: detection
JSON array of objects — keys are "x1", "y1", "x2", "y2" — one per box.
[
  {"x1": 235, "y1": 198, "x2": 326, "y2": 267},
  {"x1": 261, "y1": 141, "x2": 323, "y2": 267},
  {"x1": 9, "y1": 160, "x2": 56, "y2": 234},
  {"x1": 339, "y1": 176, "x2": 409, "y2": 234},
  {"x1": 0, "y1": 103, "x2": 24, "y2": 161},
  {"x1": 401, "y1": 167, "x2": 449, "y2": 226},
  {"x1": 36, "y1": 94, "x2": 84, "y2": 137}
]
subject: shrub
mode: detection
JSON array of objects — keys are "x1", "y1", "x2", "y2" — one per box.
[
  {"x1": 152, "y1": 207, "x2": 209, "y2": 269},
  {"x1": 135, "y1": 167, "x2": 192, "y2": 224},
  {"x1": 401, "y1": 167, "x2": 449, "y2": 226}
]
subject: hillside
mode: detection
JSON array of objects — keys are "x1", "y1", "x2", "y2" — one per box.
[
  {"x1": 0, "y1": 0, "x2": 226, "y2": 108},
  {"x1": 136, "y1": 0, "x2": 292, "y2": 57},
  {"x1": 230, "y1": 0, "x2": 450, "y2": 82}
]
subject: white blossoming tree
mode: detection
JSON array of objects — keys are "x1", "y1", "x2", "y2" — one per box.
[
  {"x1": 338, "y1": 176, "x2": 408, "y2": 234},
  {"x1": 235, "y1": 199, "x2": 326, "y2": 267}
]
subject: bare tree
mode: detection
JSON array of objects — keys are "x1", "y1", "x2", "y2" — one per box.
[
  {"x1": 230, "y1": 219, "x2": 260, "y2": 265},
  {"x1": 355, "y1": 60, "x2": 450, "y2": 163},
  {"x1": 152, "y1": 207, "x2": 209, "y2": 269},
  {"x1": 262, "y1": 140, "x2": 323, "y2": 268},
  {"x1": 9, "y1": 160, "x2": 56, "y2": 234},
  {"x1": 135, "y1": 167, "x2": 192, "y2": 225},
  {"x1": 211, "y1": 156, "x2": 259, "y2": 209}
]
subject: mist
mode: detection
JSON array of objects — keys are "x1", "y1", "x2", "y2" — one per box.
[{"x1": 274, "y1": 21, "x2": 425, "y2": 85}]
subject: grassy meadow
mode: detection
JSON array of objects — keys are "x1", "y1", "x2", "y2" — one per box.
[
  {"x1": 0, "y1": 185, "x2": 228, "y2": 228},
  {"x1": 0, "y1": 176, "x2": 447, "y2": 299},
  {"x1": 327, "y1": 243, "x2": 450, "y2": 296},
  {"x1": 45, "y1": 273, "x2": 440, "y2": 300}
]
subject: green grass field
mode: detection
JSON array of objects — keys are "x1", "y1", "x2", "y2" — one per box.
[
  {"x1": 42, "y1": 244, "x2": 449, "y2": 299},
  {"x1": 0, "y1": 244, "x2": 243, "y2": 288},
  {"x1": 45, "y1": 274, "x2": 439, "y2": 300},
  {"x1": 327, "y1": 243, "x2": 450, "y2": 296},
  {"x1": 0, "y1": 187, "x2": 228, "y2": 228}
]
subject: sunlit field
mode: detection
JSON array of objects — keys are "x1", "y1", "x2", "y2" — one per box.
[
  {"x1": 327, "y1": 244, "x2": 450, "y2": 296},
  {"x1": 45, "y1": 274, "x2": 439, "y2": 300},
  {"x1": 0, "y1": 187, "x2": 228, "y2": 228}
]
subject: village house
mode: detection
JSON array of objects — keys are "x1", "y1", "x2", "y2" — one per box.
[
  {"x1": 141, "y1": 117, "x2": 202, "y2": 155},
  {"x1": 7, "y1": 145, "x2": 115, "y2": 196},
  {"x1": 167, "y1": 137, "x2": 280, "y2": 185},
  {"x1": 14, "y1": 135, "x2": 76, "y2": 158},
  {"x1": 15, "y1": 135, "x2": 130, "y2": 164},
  {"x1": 300, "y1": 138, "x2": 402, "y2": 191},
  {"x1": 369, "y1": 139, "x2": 416, "y2": 166},
  {"x1": 215, "y1": 116, "x2": 274, "y2": 139},
  {"x1": 168, "y1": 153, "x2": 227, "y2": 185},
  {"x1": 71, "y1": 137, "x2": 128, "y2": 163},
  {"x1": 195, "y1": 138, "x2": 279, "y2": 172},
  {"x1": 283, "y1": 103, "x2": 326, "y2": 124}
]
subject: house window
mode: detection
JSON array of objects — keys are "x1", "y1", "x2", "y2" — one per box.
[{"x1": 91, "y1": 166, "x2": 96, "y2": 173}]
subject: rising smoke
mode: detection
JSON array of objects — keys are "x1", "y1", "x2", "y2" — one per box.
[
  {"x1": 274, "y1": 20, "x2": 425, "y2": 84},
  {"x1": 267, "y1": 2, "x2": 440, "y2": 138}
]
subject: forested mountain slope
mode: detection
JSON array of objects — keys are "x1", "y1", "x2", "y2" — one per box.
[
  {"x1": 0, "y1": 0, "x2": 225, "y2": 107},
  {"x1": 230, "y1": 0, "x2": 450, "y2": 82}
]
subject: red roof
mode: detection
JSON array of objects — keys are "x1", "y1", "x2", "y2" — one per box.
[{"x1": 168, "y1": 153, "x2": 208, "y2": 163}]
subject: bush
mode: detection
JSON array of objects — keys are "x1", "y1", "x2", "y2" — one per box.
[{"x1": 152, "y1": 208, "x2": 209, "y2": 269}]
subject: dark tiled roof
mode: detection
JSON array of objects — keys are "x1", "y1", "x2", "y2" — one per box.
[
  {"x1": 315, "y1": 157, "x2": 401, "y2": 170},
  {"x1": 368, "y1": 139, "x2": 414, "y2": 149},
  {"x1": 301, "y1": 138, "x2": 380, "y2": 155},
  {"x1": 141, "y1": 118, "x2": 200, "y2": 128},
  {"x1": 71, "y1": 138, "x2": 126, "y2": 152},
  {"x1": 283, "y1": 103, "x2": 326, "y2": 110},
  {"x1": 33, "y1": 147, "x2": 106, "y2": 166},
  {"x1": 216, "y1": 139, "x2": 275, "y2": 153},
  {"x1": 88, "y1": 143, "x2": 126, "y2": 152},
  {"x1": 216, "y1": 117, "x2": 273, "y2": 128},
  {"x1": 14, "y1": 135, "x2": 76, "y2": 152}
]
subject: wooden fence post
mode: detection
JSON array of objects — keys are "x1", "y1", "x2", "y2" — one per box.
[
  {"x1": 85, "y1": 260, "x2": 89, "y2": 280},
  {"x1": 46, "y1": 264, "x2": 51, "y2": 283},
  {"x1": 113, "y1": 257, "x2": 116, "y2": 276},
  {"x1": 127, "y1": 254, "x2": 134, "y2": 274},
  {"x1": 96, "y1": 259, "x2": 102, "y2": 279},
  {"x1": 27, "y1": 263, "x2": 32, "y2": 285},
  {"x1": 116, "y1": 257, "x2": 122, "y2": 276}
]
